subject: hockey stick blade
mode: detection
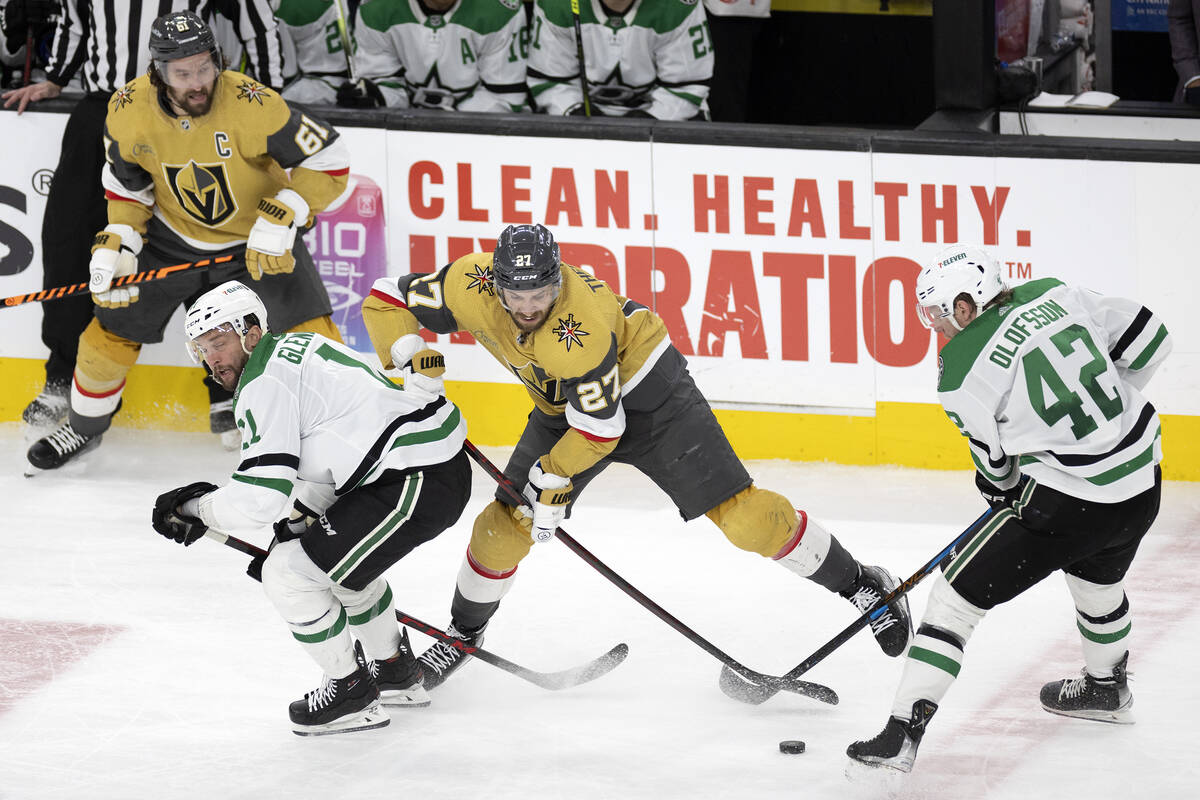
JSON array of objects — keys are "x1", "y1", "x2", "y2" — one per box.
[
  {"x1": 203, "y1": 528, "x2": 629, "y2": 692},
  {"x1": 718, "y1": 507, "x2": 996, "y2": 706},
  {"x1": 718, "y1": 663, "x2": 839, "y2": 705},
  {"x1": 397, "y1": 610, "x2": 630, "y2": 691}
]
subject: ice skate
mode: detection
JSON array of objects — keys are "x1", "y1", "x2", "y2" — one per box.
[
  {"x1": 1040, "y1": 651, "x2": 1133, "y2": 724},
  {"x1": 416, "y1": 621, "x2": 485, "y2": 690},
  {"x1": 842, "y1": 564, "x2": 913, "y2": 657}
]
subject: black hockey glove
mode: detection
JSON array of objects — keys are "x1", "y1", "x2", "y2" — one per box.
[
  {"x1": 975, "y1": 472, "x2": 1030, "y2": 511},
  {"x1": 247, "y1": 514, "x2": 310, "y2": 580},
  {"x1": 2, "y1": 0, "x2": 57, "y2": 52},
  {"x1": 152, "y1": 481, "x2": 218, "y2": 546},
  {"x1": 336, "y1": 78, "x2": 384, "y2": 109}
]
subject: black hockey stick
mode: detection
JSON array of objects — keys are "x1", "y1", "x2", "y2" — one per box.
[
  {"x1": 1, "y1": 255, "x2": 232, "y2": 309},
  {"x1": 720, "y1": 506, "x2": 998, "y2": 705},
  {"x1": 463, "y1": 440, "x2": 839, "y2": 705},
  {"x1": 202, "y1": 527, "x2": 629, "y2": 691},
  {"x1": 569, "y1": 0, "x2": 592, "y2": 117}
]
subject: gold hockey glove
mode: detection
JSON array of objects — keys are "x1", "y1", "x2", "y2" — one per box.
[{"x1": 245, "y1": 189, "x2": 308, "y2": 279}]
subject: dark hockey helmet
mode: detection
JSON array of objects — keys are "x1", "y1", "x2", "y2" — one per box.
[
  {"x1": 492, "y1": 224, "x2": 561, "y2": 293},
  {"x1": 149, "y1": 11, "x2": 222, "y2": 76}
]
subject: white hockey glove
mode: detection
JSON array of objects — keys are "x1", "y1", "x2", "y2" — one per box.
[
  {"x1": 520, "y1": 460, "x2": 572, "y2": 544},
  {"x1": 245, "y1": 189, "x2": 309, "y2": 280},
  {"x1": 390, "y1": 333, "x2": 447, "y2": 396},
  {"x1": 88, "y1": 224, "x2": 142, "y2": 308}
]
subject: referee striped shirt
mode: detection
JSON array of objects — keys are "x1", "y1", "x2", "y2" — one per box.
[{"x1": 44, "y1": 0, "x2": 283, "y2": 94}]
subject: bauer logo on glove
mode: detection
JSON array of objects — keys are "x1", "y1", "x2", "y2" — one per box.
[{"x1": 245, "y1": 189, "x2": 309, "y2": 280}]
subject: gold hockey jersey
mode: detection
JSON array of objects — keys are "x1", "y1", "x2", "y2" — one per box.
[
  {"x1": 363, "y1": 254, "x2": 682, "y2": 477},
  {"x1": 101, "y1": 70, "x2": 349, "y2": 249}
]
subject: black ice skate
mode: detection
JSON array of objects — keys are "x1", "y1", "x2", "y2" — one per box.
[
  {"x1": 363, "y1": 629, "x2": 430, "y2": 707},
  {"x1": 289, "y1": 643, "x2": 389, "y2": 736},
  {"x1": 26, "y1": 421, "x2": 102, "y2": 471},
  {"x1": 847, "y1": 699, "x2": 938, "y2": 773},
  {"x1": 1040, "y1": 651, "x2": 1133, "y2": 724},
  {"x1": 22, "y1": 380, "x2": 69, "y2": 428},
  {"x1": 841, "y1": 564, "x2": 913, "y2": 657},
  {"x1": 209, "y1": 399, "x2": 240, "y2": 450},
  {"x1": 417, "y1": 621, "x2": 486, "y2": 690}
]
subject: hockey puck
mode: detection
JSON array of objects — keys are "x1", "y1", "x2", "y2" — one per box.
[{"x1": 779, "y1": 740, "x2": 805, "y2": 754}]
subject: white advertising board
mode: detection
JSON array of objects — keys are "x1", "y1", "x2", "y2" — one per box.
[{"x1": 1, "y1": 112, "x2": 1196, "y2": 416}]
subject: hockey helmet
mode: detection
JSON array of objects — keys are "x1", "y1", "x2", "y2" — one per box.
[
  {"x1": 149, "y1": 11, "x2": 222, "y2": 86},
  {"x1": 493, "y1": 224, "x2": 561, "y2": 293},
  {"x1": 184, "y1": 281, "x2": 269, "y2": 364},
  {"x1": 915, "y1": 244, "x2": 1005, "y2": 331}
]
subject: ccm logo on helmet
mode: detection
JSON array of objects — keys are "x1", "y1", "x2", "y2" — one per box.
[{"x1": 511, "y1": 274, "x2": 538, "y2": 281}]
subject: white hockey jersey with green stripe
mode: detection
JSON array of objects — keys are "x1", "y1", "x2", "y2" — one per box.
[
  {"x1": 353, "y1": 0, "x2": 529, "y2": 111},
  {"x1": 937, "y1": 278, "x2": 1171, "y2": 503},
  {"x1": 528, "y1": 0, "x2": 713, "y2": 118},
  {"x1": 197, "y1": 332, "x2": 467, "y2": 533},
  {"x1": 272, "y1": 0, "x2": 352, "y2": 104}
]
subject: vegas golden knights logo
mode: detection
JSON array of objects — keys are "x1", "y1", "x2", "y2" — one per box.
[{"x1": 162, "y1": 161, "x2": 237, "y2": 227}]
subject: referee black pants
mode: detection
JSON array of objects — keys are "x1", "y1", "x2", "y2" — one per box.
[{"x1": 39, "y1": 92, "x2": 110, "y2": 387}]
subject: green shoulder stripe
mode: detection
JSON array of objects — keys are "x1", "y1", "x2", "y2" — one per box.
[
  {"x1": 539, "y1": 0, "x2": 600, "y2": 26},
  {"x1": 235, "y1": 334, "x2": 281, "y2": 398},
  {"x1": 631, "y1": 0, "x2": 699, "y2": 33},
  {"x1": 274, "y1": 0, "x2": 334, "y2": 27},
  {"x1": 938, "y1": 278, "x2": 1065, "y2": 392},
  {"x1": 453, "y1": 0, "x2": 521, "y2": 34},
  {"x1": 359, "y1": 0, "x2": 419, "y2": 31}
]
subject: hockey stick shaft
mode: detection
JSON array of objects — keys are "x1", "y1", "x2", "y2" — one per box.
[
  {"x1": 569, "y1": 0, "x2": 592, "y2": 117},
  {"x1": 1, "y1": 255, "x2": 232, "y2": 310},
  {"x1": 202, "y1": 527, "x2": 627, "y2": 691},
  {"x1": 462, "y1": 440, "x2": 838, "y2": 704},
  {"x1": 775, "y1": 506, "x2": 995, "y2": 684},
  {"x1": 331, "y1": 0, "x2": 359, "y2": 83}
]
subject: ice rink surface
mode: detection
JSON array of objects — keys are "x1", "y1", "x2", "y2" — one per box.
[{"x1": 2, "y1": 423, "x2": 1198, "y2": 799}]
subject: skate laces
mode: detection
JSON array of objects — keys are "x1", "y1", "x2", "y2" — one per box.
[
  {"x1": 420, "y1": 640, "x2": 462, "y2": 673},
  {"x1": 307, "y1": 676, "x2": 339, "y2": 711},
  {"x1": 45, "y1": 424, "x2": 89, "y2": 455},
  {"x1": 848, "y1": 585, "x2": 899, "y2": 633}
]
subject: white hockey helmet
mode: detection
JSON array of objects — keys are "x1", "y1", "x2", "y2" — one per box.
[
  {"x1": 914, "y1": 244, "x2": 1005, "y2": 331},
  {"x1": 184, "y1": 280, "x2": 269, "y2": 364}
]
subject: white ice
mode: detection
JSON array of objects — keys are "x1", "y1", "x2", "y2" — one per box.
[{"x1": 2, "y1": 423, "x2": 1198, "y2": 800}]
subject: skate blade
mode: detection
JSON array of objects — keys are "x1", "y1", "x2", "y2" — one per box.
[
  {"x1": 1041, "y1": 704, "x2": 1135, "y2": 725},
  {"x1": 292, "y1": 704, "x2": 391, "y2": 736},
  {"x1": 379, "y1": 686, "x2": 431, "y2": 708},
  {"x1": 844, "y1": 757, "x2": 908, "y2": 794}
]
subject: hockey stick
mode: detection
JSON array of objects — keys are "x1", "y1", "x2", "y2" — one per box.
[
  {"x1": 462, "y1": 440, "x2": 839, "y2": 705},
  {"x1": 1, "y1": 255, "x2": 233, "y2": 310},
  {"x1": 569, "y1": 0, "x2": 592, "y2": 117},
  {"x1": 720, "y1": 506, "x2": 997, "y2": 705},
  {"x1": 202, "y1": 527, "x2": 629, "y2": 691},
  {"x1": 331, "y1": 0, "x2": 359, "y2": 84}
]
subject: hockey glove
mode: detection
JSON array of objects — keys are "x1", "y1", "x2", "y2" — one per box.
[
  {"x1": 245, "y1": 189, "x2": 308, "y2": 280},
  {"x1": 89, "y1": 224, "x2": 142, "y2": 308},
  {"x1": 390, "y1": 333, "x2": 446, "y2": 395},
  {"x1": 520, "y1": 460, "x2": 572, "y2": 544},
  {"x1": 152, "y1": 481, "x2": 218, "y2": 546},
  {"x1": 247, "y1": 512, "x2": 311, "y2": 580},
  {"x1": 975, "y1": 471, "x2": 1030, "y2": 512},
  {"x1": 336, "y1": 78, "x2": 385, "y2": 109}
]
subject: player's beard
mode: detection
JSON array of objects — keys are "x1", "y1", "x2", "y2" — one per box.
[
  {"x1": 210, "y1": 356, "x2": 246, "y2": 392},
  {"x1": 169, "y1": 78, "x2": 216, "y2": 116},
  {"x1": 509, "y1": 307, "x2": 550, "y2": 334}
]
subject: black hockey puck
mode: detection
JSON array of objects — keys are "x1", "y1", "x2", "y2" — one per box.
[{"x1": 779, "y1": 740, "x2": 805, "y2": 754}]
